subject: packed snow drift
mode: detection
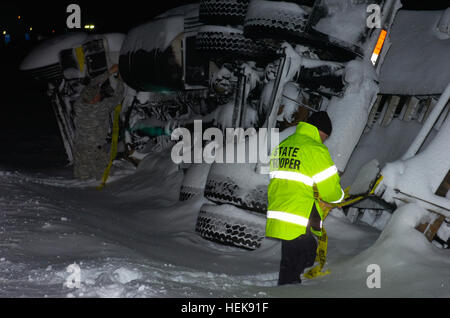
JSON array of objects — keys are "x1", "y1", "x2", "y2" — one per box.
[{"x1": 0, "y1": 150, "x2": 448, "y2": 298}]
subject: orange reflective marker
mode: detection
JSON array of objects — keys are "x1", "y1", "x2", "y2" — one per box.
[{"x1": 371, "y1": 29, "x2": 387, "y2": 66}]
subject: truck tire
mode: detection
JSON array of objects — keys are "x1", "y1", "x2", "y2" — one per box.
[
  {"x1": 196, "y1": 25, "x2": 278, "y2": 62},
  {"x1": 202, "y1": 126, "x2": 297, "y2": 213},
  {"x1": 180, "y1": 163, "x2": 211, "y2": 201},
  {"x1": 180, "y1": 187, "x2": 200, "y2": 201},
  {"x1": 199, "y1": 0, "x2": 250, "y2": 26},
  {"x1": 204, "y1": 163, "x2": 269, "y2": 213},
  {"x1": 244, "y1": 0, "x2": 311, "y2": 43},
  {"x1": 195, "y1": 203, "x2": 266, "y2": 250}
]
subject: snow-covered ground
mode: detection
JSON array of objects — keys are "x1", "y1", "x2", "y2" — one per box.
[{"x1": 0, "y1": 148, "x2": 448, "y2": 298}]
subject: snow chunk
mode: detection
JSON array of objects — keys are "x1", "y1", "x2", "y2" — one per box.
[
  {"x1": 361, "y1": 204, "x2": 441, "y2": 260},
  {"x1": 326, "y1": 59, "x2": 379, "y2": 171},
  {"x1": 314, "y1": 0, "x2": 367, "y2": 45},
  {"x1": 112, "y1": 267, "x2": 142, "y2": 284}
]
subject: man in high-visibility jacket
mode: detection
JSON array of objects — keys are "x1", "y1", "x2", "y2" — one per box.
[{"x1": 267, "y1": 111, "x2": 344, "y2": 285}]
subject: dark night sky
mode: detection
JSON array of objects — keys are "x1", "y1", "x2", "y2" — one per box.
[
  {"x1": 0, "y1": 1, "x2": 199, "y2": 35},
  {"x1": 1, "y1": 0, "x2": 449, "y2": 35}
]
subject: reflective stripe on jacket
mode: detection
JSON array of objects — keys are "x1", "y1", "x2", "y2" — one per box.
[{"x1": 266, "y1": 122, "x2": 344, "y2": 240}]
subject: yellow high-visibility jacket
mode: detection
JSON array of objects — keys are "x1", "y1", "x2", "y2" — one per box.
[{"x1": 266, "y1": 122, "x2": 344, "y2": 240}]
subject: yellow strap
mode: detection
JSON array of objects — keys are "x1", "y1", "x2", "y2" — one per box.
[
  {"x1": 313, "y1": 183, "x2": 320, "y2": 201},
  {"x1": 304, "y1": 226, "x2": 330, "y2": 279},
  {"x1": 97, "y1": 104, "x2": 122, "y2": 191},
  {"x1": 305, "y1": 197, "x2": 331, "y2": 279},
  {"x1": 331, "y1": 195, "x2": 365, "y2": 208},
  {"x1": 329, "y1": 175, "x2": 384, "y2": 209},
  {"x1": 369, "y1": 175, "x2": 383, "y2": 195},
  {"x1": 75, "y1": 46, "x2": 85, "y2": 72},
  {"x1": 305, "y1": 176, "x2": 384, "y2": 280}
]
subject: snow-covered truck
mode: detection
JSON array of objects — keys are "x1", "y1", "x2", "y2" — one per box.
[{"x1": 20, "y1": 1, "x2": 450, "y2": 250}]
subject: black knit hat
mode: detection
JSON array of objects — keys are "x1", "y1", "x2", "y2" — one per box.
[{"x1": 307, "y1": 111, "x2": 332, "y2": 136}]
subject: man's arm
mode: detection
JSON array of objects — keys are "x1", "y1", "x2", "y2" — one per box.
[
  {"x1": 103, "y1": 64, "x2": 124, "y2": 111},
  {"x1": 79, "y1": 65, "x2": 122, "y2": 104},
  {"x1": 79, "y1": 72, "x2": 110, "y2": 103},
  {"x1": 312, "y1": 148, "x2": 345, "y2": 204},
  {"x1": 104, "y1": 77, "x2": 124, "y2": 112}
]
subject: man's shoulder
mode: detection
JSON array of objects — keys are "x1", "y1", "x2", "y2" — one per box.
[{"x1": 281, "y1": 134, "x2": 324, "y2": 149}]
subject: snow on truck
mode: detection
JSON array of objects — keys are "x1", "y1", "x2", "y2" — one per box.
[{"x1": 20, "y1": 1, "x2": 450, "y2": 250}]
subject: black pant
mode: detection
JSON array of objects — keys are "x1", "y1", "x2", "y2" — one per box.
[
  {"x1": 277, "y1": 204, "x2": 321, "y2": 285},
  {"x1": 278, "y1": 231, "x2": 317, "y2": 285}
]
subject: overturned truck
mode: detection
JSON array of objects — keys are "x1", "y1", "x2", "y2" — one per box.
[{"x1": 20, "y1": 1, "x2": 450, "y2": 250}]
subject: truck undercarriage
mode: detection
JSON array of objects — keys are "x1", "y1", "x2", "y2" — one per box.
[{"x1": 20, "y1": 1, "x2": 450, "y2": 250}]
